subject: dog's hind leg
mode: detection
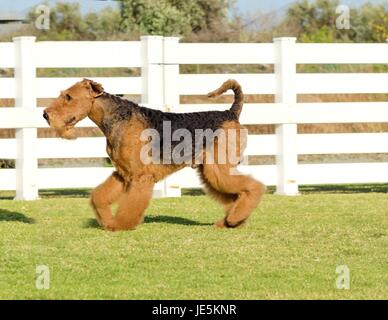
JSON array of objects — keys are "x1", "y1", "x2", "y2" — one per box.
[
  {"x1": 202, "y1": 164, "x2": 266, "y2": 228},
  {"x1": 198, "y1": 166, "x2": 238, "y2": 215},
  {"x1": 108, "y1": 175, "x2": 155, "y2": 231},
  {"x1": 90, "y1": 171, "x2": 125, "y2": 229}
]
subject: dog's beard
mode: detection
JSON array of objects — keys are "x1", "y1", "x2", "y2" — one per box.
[
  {"x1": 56, "y1": 127, "x2": 76, "y2": 140},
  {"x1": 50, "y1": 116, "x2": 78, "y2": 140}
]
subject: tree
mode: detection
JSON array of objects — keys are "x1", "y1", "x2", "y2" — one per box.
[
  {"x1": 282, "y1": 0, "x2": 388, "y2": 43},
  {"x1": 351, "y1": 3, "x2": 388, "y2": 43},
  {"x1": 29, "y1": 2, "x2": 87, "y2": 40},
  {"x1": 28, "y1": 2, "x2": 122, "y2": 41},
  {"x1": 26, "y1": 0, "x2": 235, "y2": 41},
  {"x1": 118, "y1": 0, "x2": 232, "y2": 37}
]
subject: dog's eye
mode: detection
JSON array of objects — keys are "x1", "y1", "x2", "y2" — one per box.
[{"x1": 65, "y1": 94, "x2": 72, "y2": 102}]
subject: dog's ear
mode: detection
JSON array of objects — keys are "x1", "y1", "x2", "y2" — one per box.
[{"x1": 82, "y1": 78, "x2": 104, "y2": 98}]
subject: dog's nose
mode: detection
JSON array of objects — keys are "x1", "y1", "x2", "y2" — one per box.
[{"x1": 43, "y1": 111, "x2": 49, "y2": 121}]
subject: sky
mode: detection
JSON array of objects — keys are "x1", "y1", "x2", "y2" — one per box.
[{"x1": 0, "y1": 0, "x2": 386, "y2": 16}]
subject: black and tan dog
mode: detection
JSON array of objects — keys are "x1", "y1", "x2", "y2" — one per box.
[{"x1": 43, "y1": 79, "x2": 265, "y2": 231}]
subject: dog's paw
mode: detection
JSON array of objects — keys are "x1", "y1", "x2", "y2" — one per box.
[
  {"x1": 214, "y1": 218, "x2": 247, "y2": 229},
  {"x1": 225, "y1": 218, "x2": 247, "y2": 229},
  {"x1": 214, "y1": 218, "x2": 227, "y2": 228},
  {"x1": 102, "y1": 219, "x2": 117, "y2": 232}
]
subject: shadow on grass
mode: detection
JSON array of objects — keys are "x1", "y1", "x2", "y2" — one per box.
[
  {"x1": 299, "y1": 183, "x2": 388, "y2": 194},
  {"x1": 0, "y1": 209, "x2": 35, "y2": 224},
  {"x1": 39, "y1": 188, "x2": 91, "y2": 199},
  {"x1": 83, "y1": 218, "x2": 101, "y2": 229},
  {"x1": 83, "y1": 215, "x2": 211, "y2": 229},
  {"x1": 182, "y1": 188, "x2": 205, "y2": 196},
  {"x1": 144, "y1": 215, "x2": 212, "y2": 226}
]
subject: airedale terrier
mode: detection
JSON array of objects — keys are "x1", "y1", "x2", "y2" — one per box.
[{"x1": 43, "y1": 78, "x2": 266, "y2": 231}]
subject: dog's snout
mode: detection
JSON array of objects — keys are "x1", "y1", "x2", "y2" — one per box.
[{"x1": 43, "y1": 111, "x2": 49, "y2": 121}]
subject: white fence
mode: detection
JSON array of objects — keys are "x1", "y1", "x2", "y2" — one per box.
[{"x1": 0, "y1": 36, "x2": 387, "y2": 200}]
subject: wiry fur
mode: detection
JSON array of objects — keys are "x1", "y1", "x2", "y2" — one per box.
[{"x1": 43, "y1": 78, "x2": 266, "y2": 231}]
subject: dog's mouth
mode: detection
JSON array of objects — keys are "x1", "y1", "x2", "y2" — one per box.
[
  {"x1": 57, "y1": 117, "x2": 78, "y2": 140},
  {"x1": 49, "y1": 117, "x2": 78, "y2": 140},
  {"x1": 65, "y1": 116, "x2": 77, "y2": 128}
]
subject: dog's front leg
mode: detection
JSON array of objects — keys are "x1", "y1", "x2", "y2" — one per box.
[
  {"x1": 90, "y1": 172, "x2": 125, "y2": 229},
  {"x1": 109, "y1": 175, "x2": 155, "y2": 231}
]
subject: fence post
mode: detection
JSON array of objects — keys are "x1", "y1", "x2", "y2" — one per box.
[
  {"x1": 13, "y1": 36, "x2": 39, "y2": 200},
  {"x1": 273, "y1": 37, "x2": 299, "y2": 196},
  {"x1": 162, "y1": 37, "x2": 182, "y2": 197},
  {"x1": 140, "y1": 35, "x2": 168, "y2": 198},
  {"x1": 141, "y1": 35, "x2": 164, "y2": 107}
]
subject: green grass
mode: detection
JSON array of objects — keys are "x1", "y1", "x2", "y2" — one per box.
[{"x1": 0, "y1": 190, "x2": 387, "y2": 299}]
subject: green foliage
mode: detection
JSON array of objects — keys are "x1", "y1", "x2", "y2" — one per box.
[
  {"x1": 285, "y1": 0, "x2": 388, "y2": 43},
  {"x1": 26, "y1": 0, "x2": 232, "y2": 40},
  {"x1": 118, "y1": 0, "x2": 230, "y2": 36},
  {"x1": 29, "y1": 2, "x2": 122, "y2": 40},
  {"x1": 299, "y1": 25, "x2": 335, "y2": 43},
  {"x1": 85, "y1": 7, "x2": 122, "y2": 40},
  {"x1": 287, "y1": 0, "x2": 339, "y2": 33},
  {"x1": 0, "y1": 159, "x2": 14, "y2": 169},
  {"x1": 351, "y1": 3, "x2": 388, "y2": 42}
]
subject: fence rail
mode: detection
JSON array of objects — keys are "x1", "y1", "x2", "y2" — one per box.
[{"x1": 0, "y1": 36, "x2": 387, "y2": 200}]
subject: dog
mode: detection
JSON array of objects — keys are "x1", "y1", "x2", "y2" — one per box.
[{"x1": 43, "y1": 79, "x2": 265, "y2": 231}]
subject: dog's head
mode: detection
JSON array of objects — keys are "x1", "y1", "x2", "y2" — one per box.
[{"x1": 43, "y1": 78, "x2": 104, "y2": 139}]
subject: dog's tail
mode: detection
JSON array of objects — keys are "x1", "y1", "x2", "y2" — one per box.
[{"x1": 207, "y1": 79, "x2": 244, "y2": 119}]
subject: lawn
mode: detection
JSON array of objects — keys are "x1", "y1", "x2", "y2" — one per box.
[{"x1": 0, "y1": 188, "x2": 387, "y2": 299}]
